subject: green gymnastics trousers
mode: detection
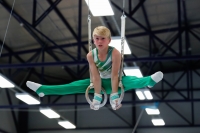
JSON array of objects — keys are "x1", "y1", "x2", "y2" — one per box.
[{"x1": 36, "y1": 76, "x2": 156, "y2": 95}]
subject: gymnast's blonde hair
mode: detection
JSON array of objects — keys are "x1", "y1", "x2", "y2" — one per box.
[{"x1": 93, "y1": 26, "x2": 111, "y2": 39}]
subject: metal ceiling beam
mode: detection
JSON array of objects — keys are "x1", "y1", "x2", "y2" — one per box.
[
  {"x1": 130, "y1": 0, "x2": 146, "y2": 16},
  {"x1": 8, "y1": 53, "x2": 12, "y2": 76},
  {"x1": 0, "y1": 0, "x2": 77, "y2": 61},
  {"x1": 161, "y1": 30, "x2": 184, "y2": 56},
  {"x1": 105, "y1": 104, "x2": 132, "y2": 127},
  {"x1": 190, "y1": 69, "x2": 194, "y2": 125},
  {"x1": 0, "y1": 40, "x2": 24, "y2": 63},
  {"x1": 18, "y1": 68, "x2": 34, "y2": 87},
  {"x1": 0, "y1": 40, "x2": 43, "y2": 84},
  {"x1": 127, "y1": 23, "x2": 200, "y2": 37},
  {"x1": 47, "y1": 50, "x2": 78, "y2": 79},
  {"x1": 132, "y1": 91, "x2": 136, "y2": 127},
  {"x1": 111, "y1": 1, "x2": 179, "y2": 56},
  {"x1": 37, "y1": 71, "x2": 68, "y2": 82},
  {"x1": 125, "y1": 23, "x2": 199, "y2": 38},
  {"x1": 79, "y1": 65, "x2": 89, "y2": 78},
  {"x1": 192, "y1": 63, "x2": 199, "y2": 75},
  {"x1": 177, "y1": 0, "x2": 182, "y2": 56},
  {"x1": 167, "y1": 102, "x2": 191, "y2": 125},
  {"x1": 1, "y1": 55, "x2": 200, "y2": 69},
  {"x1": 182, "y1": 2, "x2": 192, "y2": 113},
  {"x1": 33, "y1": 0, "x2": 61, "y2": 27},
  {"x1": 190, "y1": 30, "x2": 200, "y2": 41},
  {"x1": 33, "y1": 69, "x2": 51, "y2": 84},
  {"x1": 1, "y1": 21, "x2": 200, "y2": 58},
  {"x1": 0, "y1": 99, "x2": 200, "y2": 109},
  {"x1": 0, "y1": 41, "x2": 87, "y2": 57},
  {"x1": 1, "y1": 0, "x2": 199, "y2": 59},
  {"x1": 27, "y1": 25, "x2": 77, "y2": 61},
  {"x1": 141, "y1": 4, "x2": 157, "y2": 57},
  {"x1": 0, "y1": 0, "x2": 79, "y2": 79},
  {"x1": 129, "y1": 0, "x2": 132, "y2": 14},
  {"x1": 163, "y1": 78, "x2": 187, "y2": 100},
  {"x1": 182, "y1": 0, "x2": 190, "y2": 56},
  {"x1": 77, "y1": 0, "x2": 82, "y2": 75},
  {"x1": 162, "y1": 71, "x2": 186, "y2": 99},
  {"x1": 152, "y1": 66, "x2": 196, "y2": 127},
  {"x1": 63, "y1": 66, "x2": 78, "y2": 79},
  {"x1": 153, "y1": 92, "x2": 192, "y2": 126},
  {"x1": 47, "y1": 0, "x2": 78, "y2": 41},
  {"x1": 28, "y1": 125, "x2": 200, "y2": 131},
  {"x1": 131, "y1": 88, "x2": 200, "y2": 93},
  {"x1": 32, "y1": 0, "x2": 37, "y2": 25},
  {"x1": 5, "y1": 90, "x2": 19, "y2": 133},
  {"x1": 11, "y1": 50, "x2": 41, "y2": 81},
  {"x1": 41, "y1": 49, "x2": 45, "y2": 84}
]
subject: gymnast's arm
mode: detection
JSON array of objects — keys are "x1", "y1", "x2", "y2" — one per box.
[
  {"x1": 87, "y1": 51, "x2": 102, "y2": 94},
  {"x1": 111, "y1": 48, "x2": 121, "y2": 93}
]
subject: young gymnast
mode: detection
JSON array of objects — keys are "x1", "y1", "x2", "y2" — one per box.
[{"x1": 26, "y1": 26, "x2": 163, "y2": 110}]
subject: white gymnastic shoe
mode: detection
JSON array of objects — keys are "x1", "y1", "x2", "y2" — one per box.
[
  {"x1": 26, "y1": 81, "x2": 44, "y2": 97},
  {"x1": 148, "y1": 71, "x2": 163, "y2": 88}
]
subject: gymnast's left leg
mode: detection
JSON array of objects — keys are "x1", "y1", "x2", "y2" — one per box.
[{"x1": 122, "y1": 71, "x2": 163, "y2": 92}]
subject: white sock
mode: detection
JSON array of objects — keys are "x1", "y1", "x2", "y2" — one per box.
[
  {"x1": 93, "y1": 93, "x2": 102, "y2": 103},
  {"x1": 94, "y1": 93, "x2": 102, "y2": 97},
  {"x1": 90, "y1": 93, "x2": 102, "y2": 110},
  {"x1": 151, "y1": 71, "x2": 163, "y2": 83},
  {"x1": 26, "y1": 81, "x2": 42, "y2": 92},
  {"x1": 110, "y1": 92, "x2": 119, "y2": 102}
]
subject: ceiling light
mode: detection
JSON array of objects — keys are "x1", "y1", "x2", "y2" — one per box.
[
  {"x1": 151, "y1": 118, "x2": 165, "y2": 126},
  {"x1": 58, "y1": 120, "x2": 76, "y2": 129},
  {"x1": 0, "y1": 74, "x2": 15, "y2": 88},
  {"x1": 85, "y1": 0, "x2": 114, "y2": 16},
  {"x1": 124, "y1": 66, "x2": 143, "y2": 77},
  {"x1": 145, "y1": 108, "x2": 160, "y2": 115},
  {"x1": 39, "y1": 107, "x2": 60, "y2": 119},
  {"x1": 15, "y1": 93, "x2": 40, "y2": 105},
  {"x1": 110, "y1": 36, "x2": 131, "y2": 55},
  {"x1": 136, "y1": 90, "x2": 145, "y2": 100},
  {"x1": 135, "y1": 88, "x2": 153, "y2": 100},
  {"x1": 144, "y1": 90, "x2": 153, "y2": 99}
]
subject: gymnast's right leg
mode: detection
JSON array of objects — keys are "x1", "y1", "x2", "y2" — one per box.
[{"x1": 26, "y1": 79, "x2": 90, "y2": 97}]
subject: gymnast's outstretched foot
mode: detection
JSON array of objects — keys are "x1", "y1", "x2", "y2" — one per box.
[
  {"x1": 26, "y1": 81, "x2": 44, "y2": 97},
  {"x1": 148, "y1": 71, "x2": 163, "y2": 88}
]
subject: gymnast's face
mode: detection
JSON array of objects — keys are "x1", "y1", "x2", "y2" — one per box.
[{"x1": 93, "y1": 35, "x2": 111, "y2": 51}]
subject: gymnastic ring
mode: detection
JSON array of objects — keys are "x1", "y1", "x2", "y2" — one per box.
[
  {"x1": 118, "y1": 82, "x2": 125, "y2": 103},
  {"x1": 85, "y1": 83, "x2": 108, "y2": 108},
  {"x1": 109, "y1": 81, "x2": 124, "y2": 109}
]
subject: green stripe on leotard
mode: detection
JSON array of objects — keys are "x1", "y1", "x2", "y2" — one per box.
[{"x1": 92, "y1": 46, "x2": 114, "y2": 79}]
